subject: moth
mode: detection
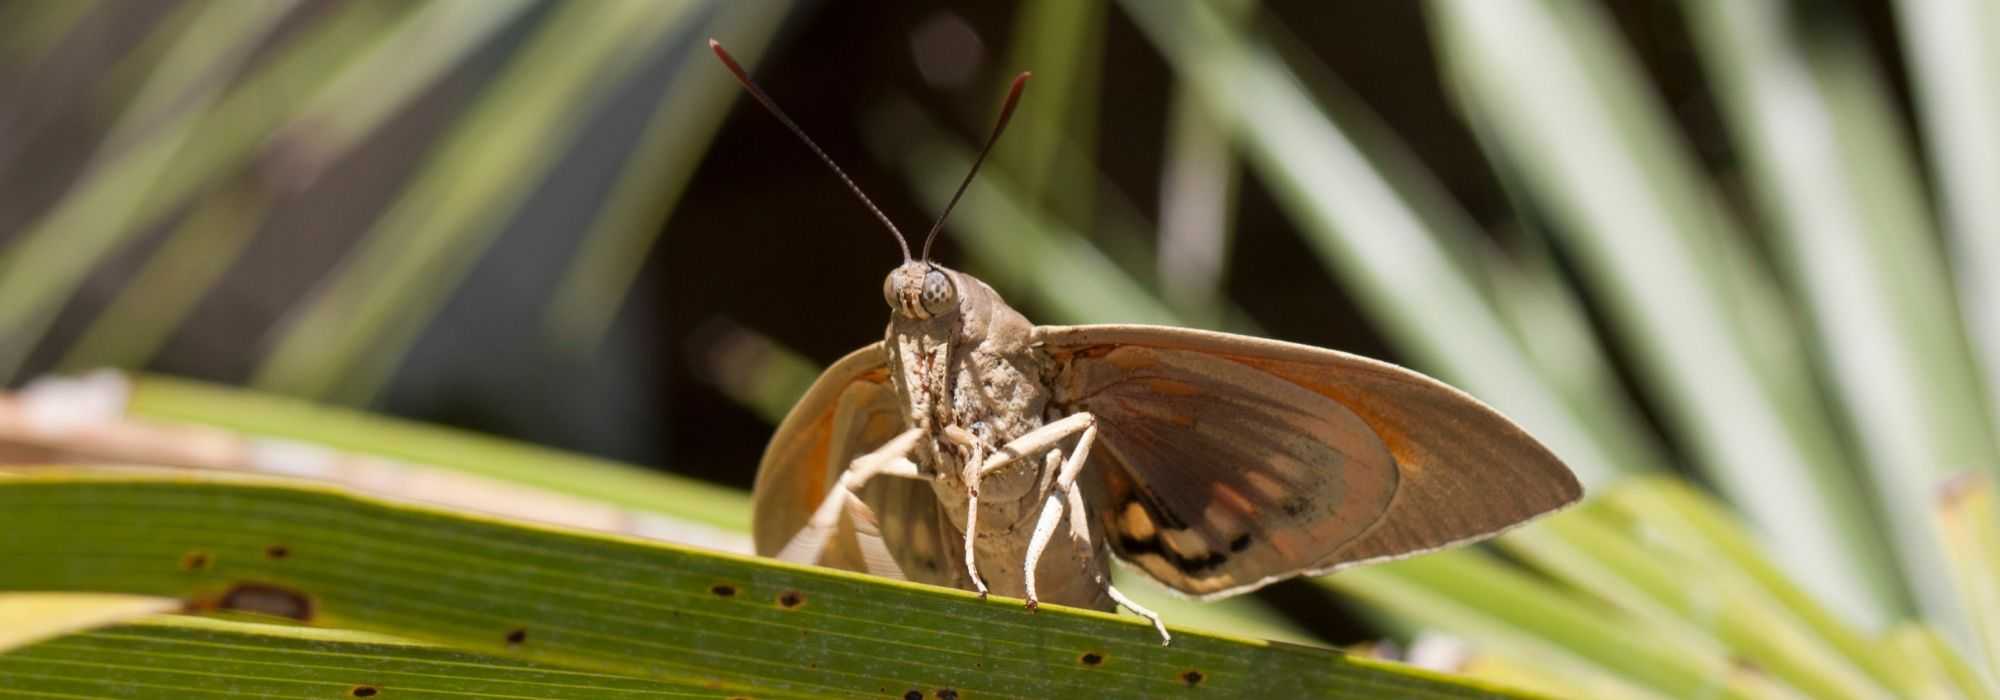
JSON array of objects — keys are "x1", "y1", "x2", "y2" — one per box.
[{"x1": 712, "y1": 40, "x2": 1581, "y2": 644}]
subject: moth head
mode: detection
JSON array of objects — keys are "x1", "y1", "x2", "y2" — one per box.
[{"x1": 884, "y1": 262, "x2": 957, "y2": 319}]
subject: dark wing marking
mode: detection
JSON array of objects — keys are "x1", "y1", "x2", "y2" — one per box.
[{"x1": 1042, "y1": 325, "x2": 1581, "y2": 598}]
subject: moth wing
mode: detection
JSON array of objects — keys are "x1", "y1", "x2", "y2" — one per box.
[
  {"x1": 1042, "y1": 325, "x2": 1582, "y2": 599},
  {"x1": 750, "y1": 343, "x2": 962, "y2": 586},
  {"x1": 861, "y1": 466, "x2": 968, "y2": 589}
]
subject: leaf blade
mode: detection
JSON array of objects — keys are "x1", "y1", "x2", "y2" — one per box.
[{"x1": 0, "y1": 468, "x2": 1536, "y2": 699}]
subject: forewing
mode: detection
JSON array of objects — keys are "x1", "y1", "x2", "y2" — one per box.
[
  {"x1": 1056, "y1": 343, "x2": 1398, "y2": 596},
  {"x1": 1044, "y1": 325, "x2": 1582, "y2": 598},
  {"x1": 750, "y1": 343, "x2": 961, "y2": 586}
]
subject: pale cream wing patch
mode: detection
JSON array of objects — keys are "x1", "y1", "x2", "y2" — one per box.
[
  {"x1": 750, "y1": 343, "x2": 960, "y2": 586},
  {"x1": 1056, "y1": 344, "x2": 1399, "y2": 597},
  {"x1": 1043, "y1": 325, "x2": 1582, "y2": 599}
]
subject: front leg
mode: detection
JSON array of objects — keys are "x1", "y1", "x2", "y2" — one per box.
[
  {"x1": 1014, "y1": 416, "x2": 1172, "y2": 644},
  {"x1": 946, "y1": 413, "x2": 1092, "y2": 598},
  {"x1": 941, "y1": 426, "x2": 992, "y2": 597},
  {"x1": 775, "y1": 428, "x2": 926, "y2": 565},
  {"x1": 969, "y1": 413, "x2": 1096, "y2": 479},
  {"x1": 954, "y1": 414, "x2": 1098, "y2": 604},
  {"x1": 1021, "y1": 415, "x2": 1097, "y2": 610}
]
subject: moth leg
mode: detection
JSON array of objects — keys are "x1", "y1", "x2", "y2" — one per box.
[
  {"x1": 1019, "y1": 450, "x2": 1064, "y2": 611},
  {"x1": 969, "y1": 413, "x2": 1095, "y2": 479},
  {"x1": 1021, "y1": 416, "x2": 1098, "y2": 611},
  {"x1": 942, "y1": 425, "x2": 992, "y2": 597},
  {"x1": 775, "y1": 428, "x2": 926, "y2": 565},
  {"x1": 947, "y1": 413, "x2": 1097, "y2": 604},
  {"x1": 1107, "y1": 584, "x2": 1171, "y2": 645},
  {"x1": 1064, "y1": 475, "x2": 1091, "y2": 543}
]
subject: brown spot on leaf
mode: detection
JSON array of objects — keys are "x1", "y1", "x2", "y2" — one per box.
[
  {"x1": 179, "y1": 551, "x2": 212, "y2": 571},
  {"x1": 349, "y1": 686, "x2": 379, "y2": 697},
  {"x1": 904, "y1": 692, "x2": 923, "y2": 700},
  {"x1": 777, "y1": 590, "x2": 804, "y2": 609},
  {"x1": 219, "y1": 582, "x2": 314, "y2": 621},
  {"x1": 711, "y1": 583, "x2": 736, "y2": 598},
  {"x1": 1729, "y1": 655, "x2": 1764, "y2": 676},
  {"x1": 935, "y1": 690, "x2": 958, "y2": 700},
  {"x1": 505, "y1": 628, "x2": 526, "y2": 645},
  {"x1": 264, "y1": 544, "x2": 290, "y2": 559},
  {"x1": 1079, "y1": 651, "x2": 1104, "y2": 666},
  {"x1": 1180, "y1": 670, "x2": 1205, "y2": 687}
]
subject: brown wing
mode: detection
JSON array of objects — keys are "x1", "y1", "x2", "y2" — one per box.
[
  {"x1": 1041, "y1": 325, "x2": 1582, "y2": 599},
  {"x1": 750, "y1": 343, "x2": 962, "y2": 586}
]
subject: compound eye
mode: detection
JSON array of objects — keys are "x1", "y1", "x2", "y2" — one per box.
[
  {"x1": 920, "y1": 270, "x2": 956, "y2": 316},
  {"x1": 882, "y1": 274, "x2": 900, "y2": 311}
]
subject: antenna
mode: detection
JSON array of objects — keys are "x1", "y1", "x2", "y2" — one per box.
[
  {"x1": 710, "y1": 39, "x2": 911, "y2": 261},
  {"x1": 920, "y1": 72, "x2": 1030, "y2": 262}
]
